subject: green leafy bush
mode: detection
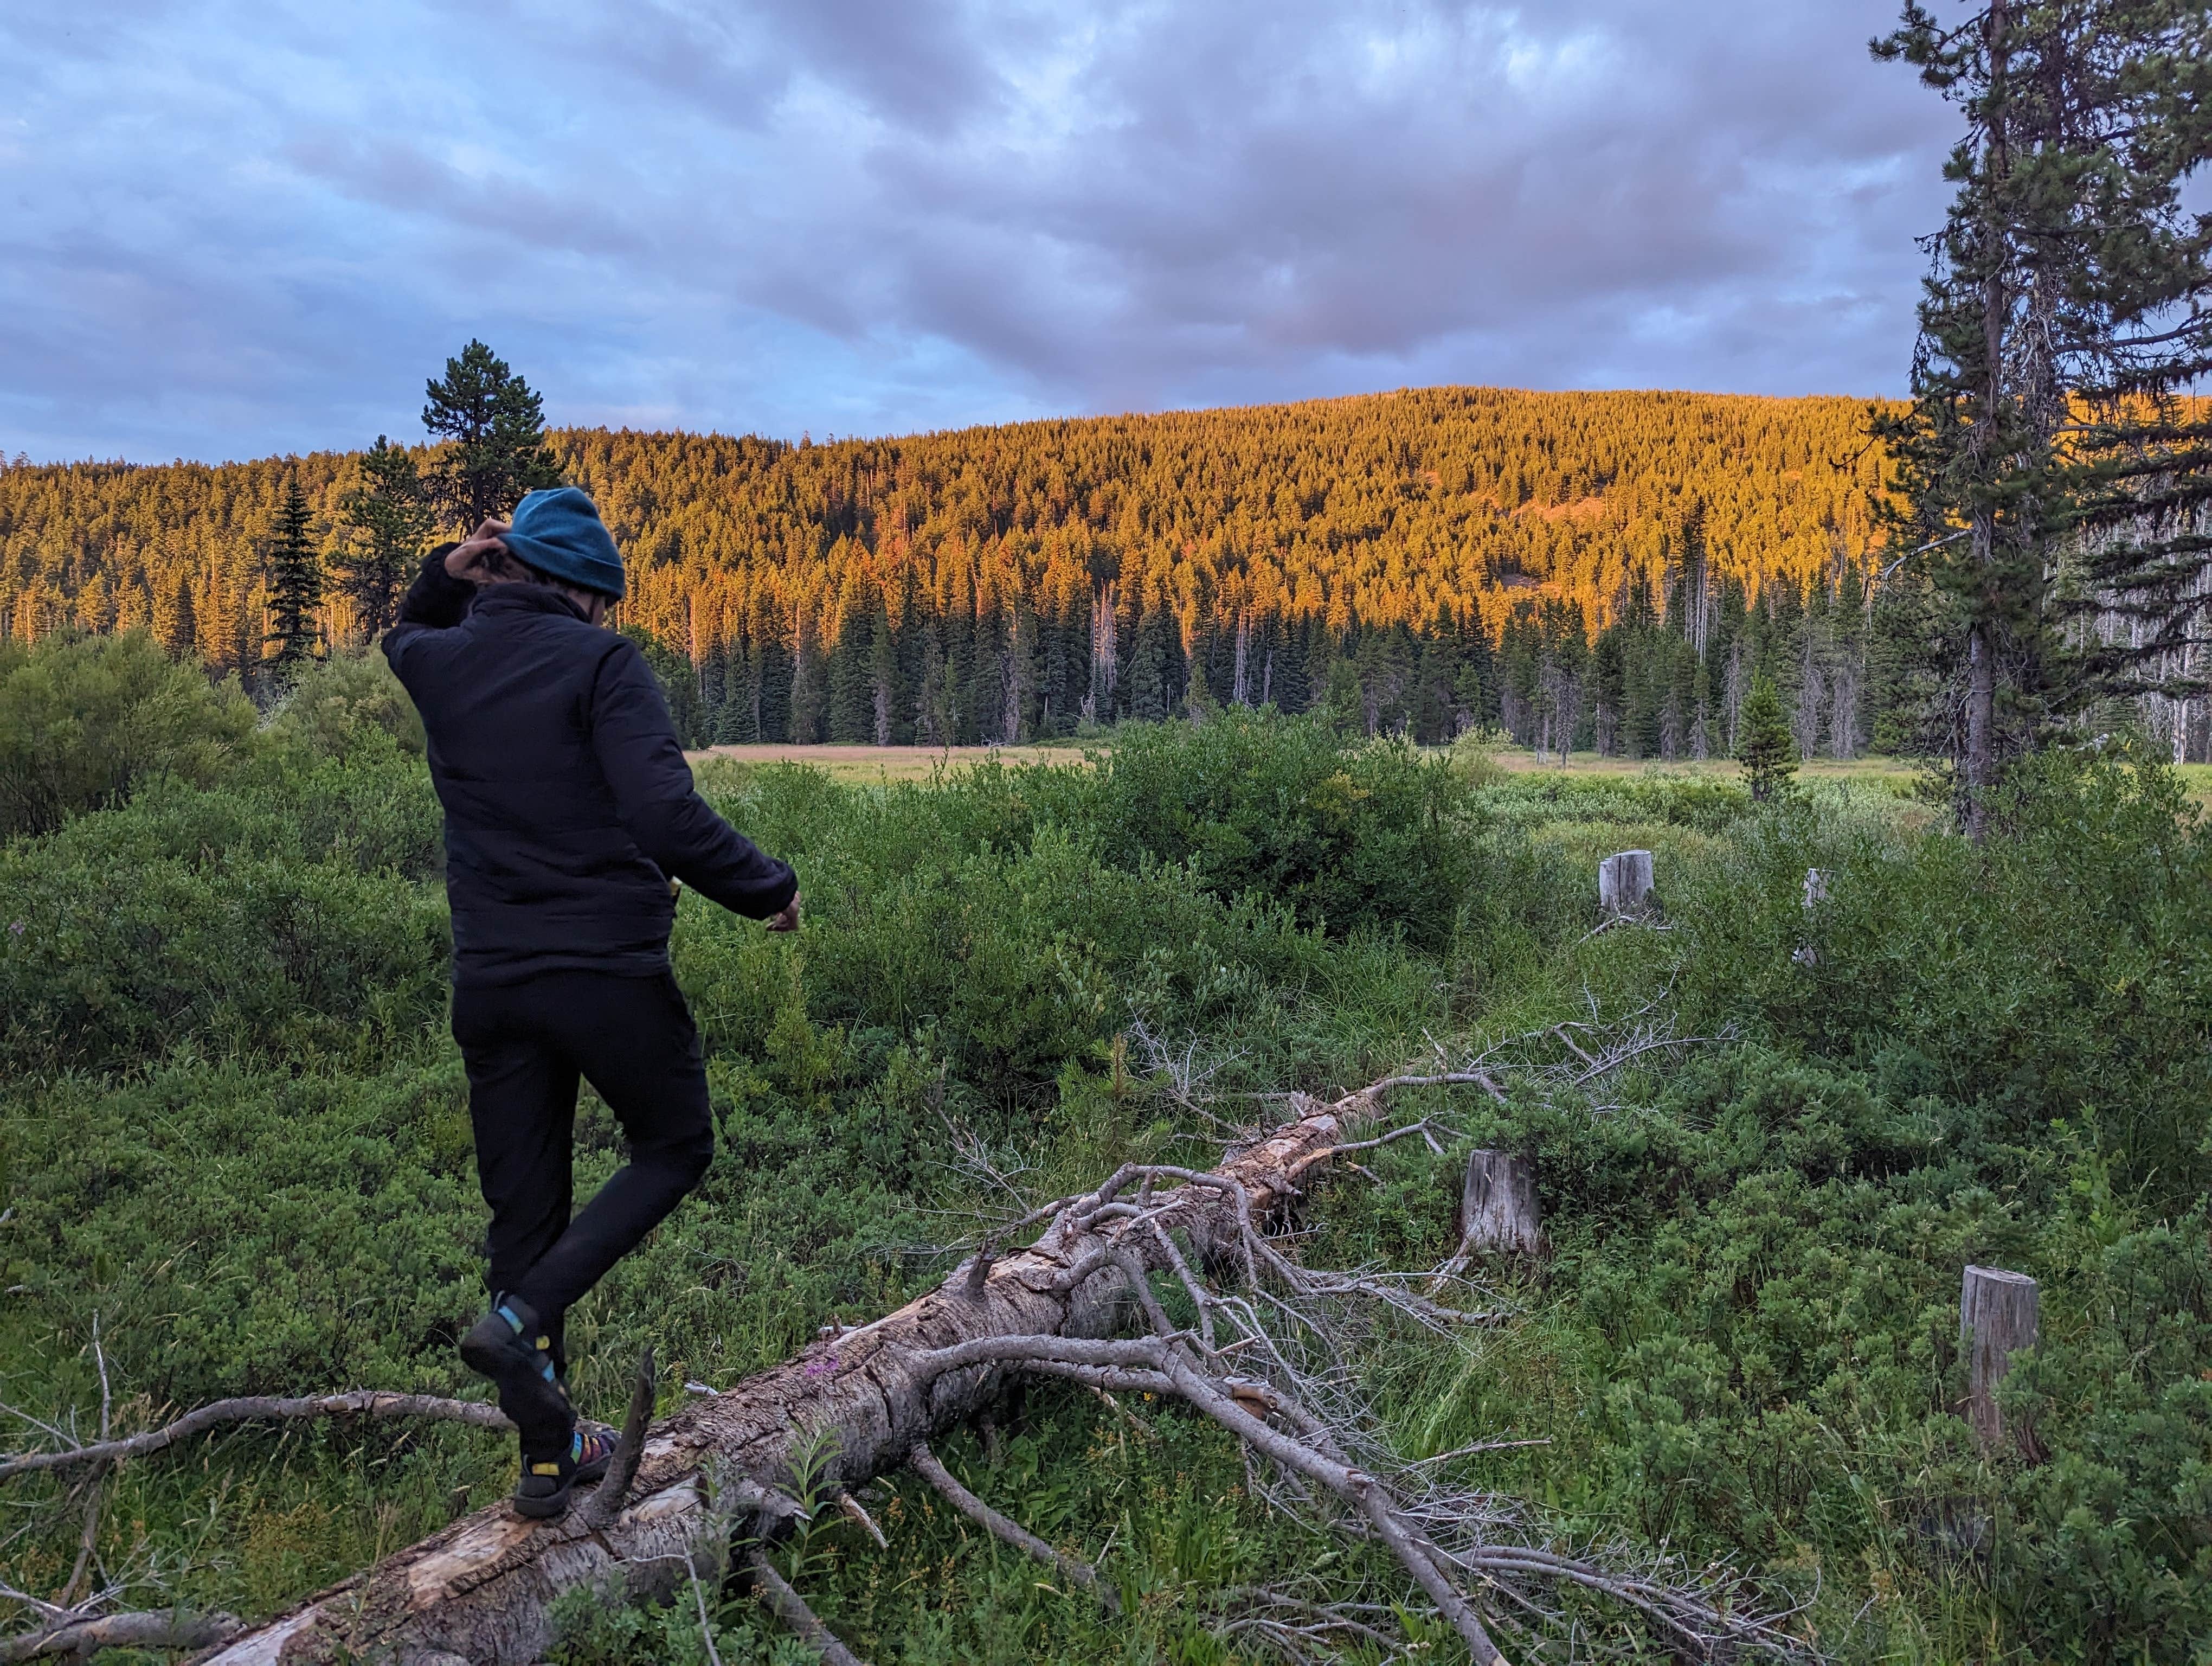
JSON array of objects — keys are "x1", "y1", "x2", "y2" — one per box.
[
  {"x1": 0, "y1": 630, "x2": 255, "y2": 836},
  {"x1": 1045, "y1": 711, "x2": 1474, "y2": 946},
  {"x1": 0, "y1": 746, "x2": 447, "y2": 1074},
  {"x1": 1669, "y1": 755, "x2": 2212, "y2": 1202},
  {"x1": 262, "y1": 647, "x2": 427, "y2": 761},
  {"x1": 1, "y1": 707, "x2": 2207, "y2": 1662}
]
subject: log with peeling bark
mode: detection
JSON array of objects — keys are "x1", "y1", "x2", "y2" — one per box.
[{"x1": 197, "y1": 1087, "x2": 1390, "y2": 1666}]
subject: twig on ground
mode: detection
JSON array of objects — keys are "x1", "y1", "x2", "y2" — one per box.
[
  {"x1": 680, "y1": 1549, "x2": 725, "y2": 1666},
  {"x1": 836, "y1": 1491, "x2": 888, "y2": 1550},
  {"x1": 742, "y1": 1547, "x2": 869, "y2": 1666},
  {"x1": 0, "y1": 1392, "x2": 509, "y2": 1482},
  {"x1": 909, "y1": 1443, "x2": 1118, "y2": 1614}
]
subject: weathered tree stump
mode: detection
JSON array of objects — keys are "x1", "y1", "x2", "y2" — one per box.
[
  {"x1": 1598, "y1": 850, "x2": 1655, "y2": 918},
  {"x1": 1792, "y1": 867, "x2": 1831, "y2": 966},
  {"x1": 1431, "y1": 1151, "x2": 1543, "y2": 1289},
  {"x1": 1459, "y1": 1150, "x2": 1544, "y2": 1259},
  {"x1": 1959, "y1": 1265, "x2": 2039, "y2": 1457}
]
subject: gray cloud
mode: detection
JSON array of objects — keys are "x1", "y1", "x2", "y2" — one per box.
[{"x1": 1, "y1": 0, "x2": 1957, "y2": 463}]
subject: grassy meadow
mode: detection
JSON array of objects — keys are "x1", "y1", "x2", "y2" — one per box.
[{"x1": 1, "y1": 632, "x2": 2207, "y2": 1663}]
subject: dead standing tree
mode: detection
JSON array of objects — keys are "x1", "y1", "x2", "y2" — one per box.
[{"x1": 11, "y1": 1061, "x2": 1805, "y2": 1666}]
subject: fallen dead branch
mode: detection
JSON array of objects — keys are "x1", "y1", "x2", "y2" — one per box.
[
  {"x1": 0, "y1": 1392, "x2": 511, "y2": 1483},
  {"x1": 24, "y1": 1041, "x2": 1799, "y2": 1666},
  {"x1": 0, "y1": 1606, "x2": 240, "y2": 1662},
  {"x1": 741, "y1": 1547, "x2": 866, "y2": 1666},
  {"x1": 909, "y1": 1442, "x2": 1117, "y2": 1614}
]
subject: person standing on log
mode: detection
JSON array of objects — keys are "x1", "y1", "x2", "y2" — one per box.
[{"x1": 384, "y1": 486, "x2": 800, "y2": 1518}]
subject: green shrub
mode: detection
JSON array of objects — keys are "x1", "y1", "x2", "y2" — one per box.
[
  {"x1": 1047, "y1": 711, "x2": 1474, "y2": 947},
  {"x1": 2, "y1": 694, "x2": 2206, "y2": 1662},
  {"x1": 0, "y1": 749, "x2": 447, "y2": 1074},
  {"x1": 1667, "y1": 755, "x2": 2212, "y2": 1204},
  {"x1": 1477, "y1": 768, "x2": 1753, "y2": 834},
  {"x1": 0, "y1": 631, "x2": 255, "y2": 836},
  {"x1": 262, "y1": 646, "x2": 426, "y2": 761}
]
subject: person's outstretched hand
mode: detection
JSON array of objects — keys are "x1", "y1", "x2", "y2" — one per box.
[
  {"x1": 766, "y1": 893, "x2": 802, "y2": 933},
  {"x1": 446, "y1": 520, "x2": 515, "y2": 584}
]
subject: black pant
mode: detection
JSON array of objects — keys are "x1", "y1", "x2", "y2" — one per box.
[{"x1": 451, "y1": 969, "x2": 714, "y2": 1363}]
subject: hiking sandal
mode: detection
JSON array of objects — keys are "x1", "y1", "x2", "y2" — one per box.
[{"x1": 513, "y1": 1423, "x2": 619, "y2": 1520}]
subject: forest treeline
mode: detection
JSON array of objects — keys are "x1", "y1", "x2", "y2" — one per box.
[{"x1": 0, "y1": 387, "x2": 1916, "y2": 758}]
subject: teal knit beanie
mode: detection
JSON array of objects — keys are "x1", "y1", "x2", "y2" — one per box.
[{"x1": 500, "y1": 488, "x2": 626, "y2": 599}]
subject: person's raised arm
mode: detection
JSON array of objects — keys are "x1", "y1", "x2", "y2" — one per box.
[
  {"x1": 391, "y1": 544, "x2": 474, "y2": 629},
  {"x1": 587, "y1": 638, "x2": 800, "y2": 924}
]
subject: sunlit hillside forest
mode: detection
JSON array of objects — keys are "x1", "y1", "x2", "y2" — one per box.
[
  {"x1": 0, "y1": 388, "x2": 1947, "y2": 760},
  {"x1": 1, "y1": 633, "x2": 2207, "y2": 1663}
]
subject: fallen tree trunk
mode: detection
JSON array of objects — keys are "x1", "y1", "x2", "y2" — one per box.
[{"x1": 200, "y1": 1088, "x2": 1387, "y2": 1666}]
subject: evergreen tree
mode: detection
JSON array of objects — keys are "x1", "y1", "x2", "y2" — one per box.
[
  {"x1": 263, "y1": 475, "x2": 323, "y2": 674},
  {"x1": 421, "y1": 341, "x2": 563, "y2": 530},
  {"x1": 1591, "y1": 625, "x2": 1628, "y2": 754},
  {"x1": 789, "y1": 613, "x2": 828, "y2": 742},
  {"x1": 1126, "y1": 605, "x2": 1178, "y2": 722},
  {"x1": 827, "y1": 575, "x2": 877, "y2": 743},
  {"x1": 153, "y1": 572, "x2": 197, "y2": 661},
  {"x1": 1273, "y1": 619, "x2": 1313, "y2": 715},
  {"x1": 1873, "y1": 0, "x2": 2212, "y2": 835},
  {"x1": 699, "y1": 643, "x2": 729, "y2": 739},
  {"x1": 716, "y1": 638, "x2": 757, "y2": 744},
  {"x1": 1736, "y1": 673, "x2": 1798, "y2": 802},
  {"x1": 1452, "y1": 607, "x2": 1497, "y2": 732},
  {"x1": 335, "y1": 436, "x2": 432, "y2": 637}
]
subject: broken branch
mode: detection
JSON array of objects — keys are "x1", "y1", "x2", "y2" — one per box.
[
  {"x1": 0, "y1": 1392, "x2": 509, "y2": 1482},
  {"x1": 741, "y1": 1547, "x2": 867, "y2": 1666},
  {"x1": 908, "y1": 1442, "x2": 1117, "y2": 1614}
]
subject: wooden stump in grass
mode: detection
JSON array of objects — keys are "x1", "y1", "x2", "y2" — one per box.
[
  {"x1": 1598, "y1": 850, "x2": 1655, "y2": 918},
  {"x1": 1960, "y1": 1266, "x2": 2040, "y2": 1458},
  {"x1": 1452, "y1": 1151, "x2": 1545, "y2": 1264}
]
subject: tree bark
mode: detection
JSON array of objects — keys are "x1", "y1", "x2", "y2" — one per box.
[
  {"x1": 1960, "y1": 1264, "x2": 2039, "y2": 1458},
  {"x1": 0, "y1": 1609, "x2": 240, "y2": 1663},
  {"x1": 1965, "y1": 0, "x2": 2010, "y2": 847},
  {"x1": 197, "y1": 1090, "x2": 1386, "y2": 1666}
]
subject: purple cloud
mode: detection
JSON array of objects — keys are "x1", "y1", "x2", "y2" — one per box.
[{"x1": 1, "y1": 1, "x2": 1956, "y2": 464}]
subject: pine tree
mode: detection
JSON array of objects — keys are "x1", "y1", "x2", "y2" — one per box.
[
  {"x1": 335, "y1": 437, "x2": 432, "y2": 637},
  {"x1": 827, "y1": 575, "x2": 877, "y2": 744},
  {"x1": 871, "y1": 597, "x2": 905, "y2": 745},
  {"x1": 264, "y1": 475, "x2": 323, "y2": 674},
  {"x1": 421, "y1": 341, "x2": 563, "y2": 530},
  {"x1": 153, "y1": 572, "x2": 197, "y2": 661},
  {"x1": 1873, "y1": 0, "x2": 2212, "y2": 834},
  {"x1": 1126, "y1": 605, "x2": 1178, "y2": 722},
  {"x1": 1736, "y1": 673, "x2": 1798, "y2": 802},
  {"x1": 789, "y1": 616, "x2": 828, "y2": 744}
]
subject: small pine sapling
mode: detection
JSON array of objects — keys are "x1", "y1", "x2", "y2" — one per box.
[{"x1": 1735, "y1": 673, "x2": 1797, "y2": 802}]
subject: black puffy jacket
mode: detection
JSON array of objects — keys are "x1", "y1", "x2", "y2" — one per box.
[{"x1": 383, "y1": 557, "x2": 796, "y2": 984}]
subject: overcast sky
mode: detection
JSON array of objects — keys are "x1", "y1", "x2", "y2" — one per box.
[{"x1": 3, "y1": 1, "x2": 1959, "y2": 465}]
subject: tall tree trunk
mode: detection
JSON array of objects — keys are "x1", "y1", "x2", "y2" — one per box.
[{"x1": 1965, "y1": 0, "x2": 2009, "y2": 844}]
